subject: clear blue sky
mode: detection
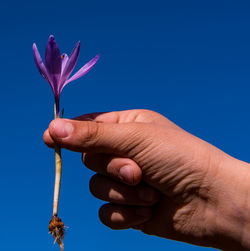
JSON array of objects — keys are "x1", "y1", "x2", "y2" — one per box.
[{"x1": 1, "y1": 0, "x2": 250, "y2": 250}]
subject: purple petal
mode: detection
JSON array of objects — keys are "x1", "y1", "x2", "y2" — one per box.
[
  {"x1": 62, "y1": 54, "x2": 100, "y2": 90},
  {"x1": 61, "y1": 53, "x2": 69, "y2": 73},
  {"x1": 45, "y1": 35, "x2": 62, "y2": 93},
  {"x1": 59, "y1": 41, "x2": 80, "y2": 92},
  {"x1": 32, "y1": 43, "x2": 55, "y2": 93}
]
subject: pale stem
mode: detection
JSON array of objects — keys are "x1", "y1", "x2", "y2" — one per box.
[
  {"x1": 49, "y1": 104, "x2": 64, "y2": 250},
  {"x1": 60, "y1": 244, "x2": 64, "y2": 251},
  {"x1": 53, "y1": 104, "x2": 62, "y2": 216},
  {"x1": 53, "y1": 145, "x2": 62, "y2": 216}
]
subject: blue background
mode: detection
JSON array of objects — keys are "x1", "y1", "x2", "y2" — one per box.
[{"x1": 0, "y1": 0, "x2": 249, "y2": 250}]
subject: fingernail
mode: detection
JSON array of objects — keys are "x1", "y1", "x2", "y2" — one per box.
[
  {"x1": 51, "y1": 119, "x2": 74, "y2": 138},
  {"x1": 119, "y1": 166, "x2": 134, "y2": 183},
  {"x1": 136, "y1": 207, "x2": 152, "y2": 217},
  {"x1": 138, "y1": 188, "x2": 154, "y2": 203}
]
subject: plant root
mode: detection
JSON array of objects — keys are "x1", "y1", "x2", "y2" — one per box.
[{"x1": 49, "y1": 215, "x2": 65, "y2": 250}]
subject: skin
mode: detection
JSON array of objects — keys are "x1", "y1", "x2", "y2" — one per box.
[{"x1": 44, "y1": 109, "x2": 250, "y2": 250}]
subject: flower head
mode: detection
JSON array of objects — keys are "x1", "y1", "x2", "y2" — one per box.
[{"x1": 33, "y1": 35, "x2": 99, "y2": 116}]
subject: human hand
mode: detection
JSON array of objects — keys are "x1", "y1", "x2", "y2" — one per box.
[{"x1": 44, "y1": 109, "x2": 250, "y2": 250}]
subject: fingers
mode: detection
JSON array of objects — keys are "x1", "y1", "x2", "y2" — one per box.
[
  {"x1": 45, "y1": 128, "x2": 143, "y2": 185},
  {"x1": 44, "y1": 118, "x2": 153, "y2": 155},
  {"x1": 99, "y1": 203, "x2": 152, "y2": 230},
  {"x1": 83, "y1": 153, "x2": 142, "y2": 185},
  {"x1": 43, "y1": 129, "x2": 54, "y2": 148},
  {"x1": 74, "y1": 109, "x2": 172, "y2": 125},
  {"x1": 90, "y1": 174, "x2": 160, "y2": 206},
  {"x1": 43, "y1": 109, "x2": 179, "y2": 150},
  {"x1": 90, "y1": 173, "x2": 160, "y2": 230}
]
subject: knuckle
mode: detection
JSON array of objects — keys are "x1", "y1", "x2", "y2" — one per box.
[
  {"x1": 139, "y1": 109, "x2": 162, "y2": 120},
  {"x1": 131, "y1": 109, "x2": 162, "y2": 123},
  {"x1": 139, "y1": 109, "x2": 154, "y2": 114},
  {"x1": 84, "y1": 121, "x2": 104, "y2": 146}
]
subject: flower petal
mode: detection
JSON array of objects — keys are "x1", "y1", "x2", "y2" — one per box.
[
  {"x1": 61, "y1": 53, "x2": 68, "y2": 73},
  {"x1": 59, "y1": 41, "x2": 80, "y2": 92},
  {"x1": 62, "y1": 54, "x2": 100, "y2": 89},
  {"x1": 32, "y1": 43, "x2": 54, "y2": 93},
  {"x1": 45, "y1": 35, "x2": 62, "y2": 93}
]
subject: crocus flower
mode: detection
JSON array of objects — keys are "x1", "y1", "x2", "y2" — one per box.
[
  {"x1": 32, "y1": 35, "x2": 99, "y2": 251},
  {"x1": 33, "y1": 35, "x2": 99, "y2": 117}
]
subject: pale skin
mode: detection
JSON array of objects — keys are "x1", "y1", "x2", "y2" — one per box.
[{"x1": 43, "y1": 109, "x2": 250, "y2": 250}]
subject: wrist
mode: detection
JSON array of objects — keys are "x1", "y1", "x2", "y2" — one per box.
[{"x1": 210, "y1": 156, "x2": 250, "y2": 250}]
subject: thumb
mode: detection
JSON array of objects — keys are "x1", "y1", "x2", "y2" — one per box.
[{"x1": 47, "y1": 118, "x2": 152, "y2": 156}]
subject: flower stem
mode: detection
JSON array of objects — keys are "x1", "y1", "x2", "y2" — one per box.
[
  {"x1": 53, "y1": 144, "x2": 62, "y2": 216},
  {"x1": 49, "y1": 104, "x2": 65, "y2": 250},
  {"x1": 53, "y1": 103, "x2": 62, "y2": 216}
]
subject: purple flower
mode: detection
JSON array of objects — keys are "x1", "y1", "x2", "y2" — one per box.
[{"x1": 33, "y1": 35, "x2": 99, "y2": 117}]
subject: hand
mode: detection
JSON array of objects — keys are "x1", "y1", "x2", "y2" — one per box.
[{"x1": 44, "y1": 109, "x2": 250, "y2": 250}]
